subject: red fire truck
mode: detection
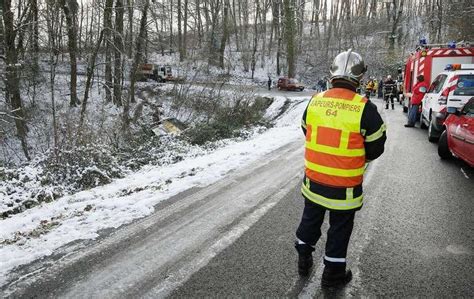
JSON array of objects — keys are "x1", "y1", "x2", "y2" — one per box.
[{"x1": 402, "y1": 42, "x2": 474, "y2": 112}]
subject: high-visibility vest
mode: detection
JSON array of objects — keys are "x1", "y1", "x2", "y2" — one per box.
[{"x1": 303, "y1": 90, "x2": 367, "y2": 210}]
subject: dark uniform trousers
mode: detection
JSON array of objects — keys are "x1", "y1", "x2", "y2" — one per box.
[{"x1": 296, "y1": 198, "x2": 355, "y2": 269}]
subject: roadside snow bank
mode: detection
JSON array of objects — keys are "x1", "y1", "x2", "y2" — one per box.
[{"x1": 0, "y1": 96, "x2": 309, "y2": 285}]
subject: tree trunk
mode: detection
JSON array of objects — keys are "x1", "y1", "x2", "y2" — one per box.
[
  {"x1": 0, "y1": 6, "x2": 5, "y2": 60},
  {"x1": 127, "y1": 0, "x2": 134, "y2": 57},
  {"x1": 219, "y1": 0, "x2": 229, "y2": 69},
  {"x1": 196, "y1": 0, "x2": 203, "y2": 47},
  {"x1": 251, "y1": 0, "x2": 259, "y2": 79},
  {"x1": 260, "y1": 0, "x2": 267, "y2": 68},
  {"x1": 241, "y1": 0, "x2": 249, "y2": 72},
  {"x1": 78, "y1": 0, "x2": 83, "y2": 59},
  {"x1": 2, "y1": 0, "x2": 30, "y2": 160},
  {"x1": 207, "y1": 0, "x2": 221, "y2": 67},
  {"x1": 276, "y1": 0, "x2": 282, "y2": 75},
  {"x1": 231, "y1": 0, "x2": 240, "y2": 52},
  {"x1": 183, "y1": 0, "x2": 188, "y2": 59},
  {"x1": 169, "y1": 0, "x2": 173, "y2": 53},
  {"x1": 114, "y1": 0, "x2": 124, "y2": 106},
  {"x1": 178, "y1": 0, "x2": 183, "y2": 60},
  {"x1": 389, "y1": 0, "x2": 404, "y2": 51},
  {"x1": 284, "y1": 0, "x2": 296, "y2": 78},
  {"x1": 104, "y1": 0, "x2": 114, "y2": 103},
  {"x1": 127, "y1": 0, "x2": 150, "y2": 131},
  {"x1": 79, "y1": 30, "x2": 105, "y2": 130},
  {"x1": 60, "y1": 0, "x2": 79, "y2": 107},
  {"x1": 30, "y1": 0, "x2": 39, "y2": 54}
]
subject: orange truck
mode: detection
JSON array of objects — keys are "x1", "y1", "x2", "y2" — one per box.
[{"x1": 138, "y1": 64, "x2": 175, "y2": 82}]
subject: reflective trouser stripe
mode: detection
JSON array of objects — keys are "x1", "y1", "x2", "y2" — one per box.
[
  {"x1": 325, "y1": 256, "x2": 346, "y2": 263},
  {"x1": 301, "y1": 183, "x2": 363, "y2": 210}
]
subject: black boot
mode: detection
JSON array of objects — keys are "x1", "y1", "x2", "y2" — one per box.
[
  {"x1": 321, "y1": 266, "x2": 352, "y2": 287},
  {"x1": 392, "y1": 104, "x2": 395, "y2": 110},
  {"x1": 295, "y1": 242, "x2": 315, "y2": 276}
]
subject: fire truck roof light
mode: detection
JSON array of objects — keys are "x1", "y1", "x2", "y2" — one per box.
[
  {"x1": 460, "y1": 64, "x2": 474, "y2": 70},
  {"x1": 445, "y1": 64, "x2": 474, "y2": 71}
]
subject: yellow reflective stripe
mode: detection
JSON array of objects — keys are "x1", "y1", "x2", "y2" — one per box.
[
  {"x1": 346, "y1": 188, "x2": 354, "y2": 200},
  {"x1": 305, "y1": 160, "x2": 365, "y2": 177},
  {"x1": 305, "y1": 142, "x2": 365, "y2": 157},
  {"x1": 301, "y1": 184, "x2": 363, "y2": 210},
  {"x1": 365, "y1": 123, "x2": 386, "y2": 142},
  {"x1": 301, "y1": 119, "x2": 307, "y2": 129},
  {"x1": 340, "y1": 131, "x2": 350, "y2": 149}
]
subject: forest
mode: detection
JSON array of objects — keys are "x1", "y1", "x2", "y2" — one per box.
[{"x1": 0, "y1": 0, "x2": 472, "y2": 216}]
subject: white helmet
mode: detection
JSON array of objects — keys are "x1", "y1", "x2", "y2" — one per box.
[{"x1": 330, "y1": 49, "x2": 367, "y2": 85}]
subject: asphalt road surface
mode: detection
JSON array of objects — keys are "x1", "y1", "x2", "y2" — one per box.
[{"x1": 2, "y1": 98, "x2": 473, "y2": 298}]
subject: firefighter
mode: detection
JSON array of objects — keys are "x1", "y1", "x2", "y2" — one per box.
[
  {"x1": 404, "y1": 75, "x2": 428, "y2": 127},
  {"x1": 373, "y1": 79, "x2": 378, "y2": 97},
  {"x1": 295, "y1": 49, "x2": 387, "y2": 287},
  {"x1": 383, "y1": 75, "x2": 397, "y2": 109},
  {"x1": 365, "y1": 78, "x2": 375, "y2": 99}
]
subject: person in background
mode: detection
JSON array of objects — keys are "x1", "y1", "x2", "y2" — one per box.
[
  {"x1": 318, "y1": 78, "x2": 326, "y2": 92},
  {"x1": 373, "y1": 79, "x2": 378, "y2": 97},
  {"x1": 383, "y1": 75, "x2": 397, "y2": 110},
  {"x1": 378, "y1": 78, "x2": 384, "y2": 98},
  {"x1": 365, "y1": 78, "x2": 375, "y2": 99},
  {"x1": 268, "y1": 77, "x2": 272, "y2": 90},
  {"x1": 405, "y1": 75, "x2": 428, "y2": 127}
]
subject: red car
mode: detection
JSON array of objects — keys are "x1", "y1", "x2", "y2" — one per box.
[
  {"x1": 438, "y1": 97, "x2": 474, "y2": 166},
  {"x1": 277, "y1": 77, "x2": 305, "y2": 91}
]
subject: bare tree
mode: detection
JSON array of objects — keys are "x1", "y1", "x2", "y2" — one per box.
[
  {"x1": 60, "y1": 0, "x2": 80, "y2": 107},
  {"x1": 219, "y1": 0, "x2": 229, "y2": 69},
  {"x1": 127, "y1": 0, "x2": 151, "y2": 131},
  {"x1": 114, "y1": 0, "x2": 124, "y2": 107},
  {"x1": 104, "y1": 0, "x2": 114, "y2": 103},
  {"x1": 2, "y1": 0, "x2": 30, "y2": 160},
  {"x1": 284, "y1": 0, "x2": 296, "y2": 78},
  {"x1": 80, "y1": 30, "x2": 105, "y2": 131}
]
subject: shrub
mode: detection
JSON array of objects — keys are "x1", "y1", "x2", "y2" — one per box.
[{"x1": 184, "y1": 96, "x2": 273, "y2": 145}]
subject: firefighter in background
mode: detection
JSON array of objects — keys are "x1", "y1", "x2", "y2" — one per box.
[
  {"x1": 405, "y1": 75, "x2": 428, "y2": 127},
  {"x1": 365, "y1": 78, "x2": 375, "y2": 99},
  {"x1": 378, "y1": 78, "x2": 384, "y2": 98},
  {"x1": 296, "y1": 50, "x2": 386, "y2": 287},
  {"x1": 383, "y1": 75, "x2": 397, "y2": 109},
  {"x1": 373, "y1": 79, "x2": 379, "y2": 97}
]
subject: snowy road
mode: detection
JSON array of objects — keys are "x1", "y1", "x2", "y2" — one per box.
[
  {"x1": 171, "y1": 99, "x2": 474, "y2": 298},
  {"x1": 2, "y1": 98, "x2": 473, "y2": 298},
  {"x1": 2, "y1": 139, "x2": 304, "y2": 298}
]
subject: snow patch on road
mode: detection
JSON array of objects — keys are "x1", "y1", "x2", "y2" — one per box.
[{"x1": 0, "y1": 96, "x2": 310, "y2": 286}]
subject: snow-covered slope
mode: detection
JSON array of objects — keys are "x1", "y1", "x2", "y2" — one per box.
[{"x1": 0, "y1": 95, "x2": 310, "y2": 286}]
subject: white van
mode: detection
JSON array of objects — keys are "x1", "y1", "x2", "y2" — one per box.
[{"x1": 421, "y1": 64, "x2": 474, "y2": 142}]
